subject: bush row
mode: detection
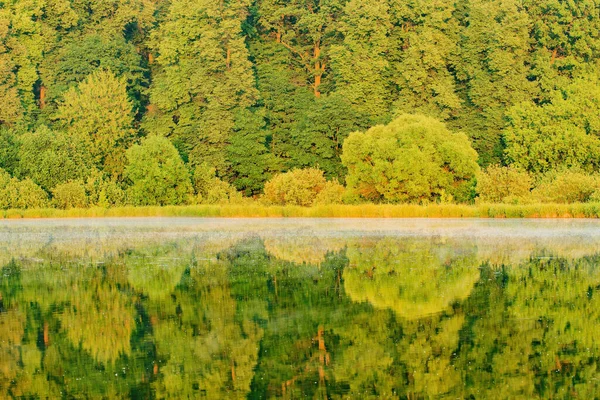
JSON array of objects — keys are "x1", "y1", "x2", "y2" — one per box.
[{"x1": 477, "y1": 166, "x2": 600, "y2": 205}]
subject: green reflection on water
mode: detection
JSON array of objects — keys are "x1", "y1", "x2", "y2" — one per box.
[{"x1": 1, "y1": 219, "x2": 600, "y2": 399}]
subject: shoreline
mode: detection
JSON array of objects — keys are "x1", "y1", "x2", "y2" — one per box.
[{"x1": 3, "y1": 203, "x2": 600, "y2": 219}]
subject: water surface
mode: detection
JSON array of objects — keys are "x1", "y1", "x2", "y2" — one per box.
[{"x1": 1, "y1": 218, "x2": 600, "y2": 398}]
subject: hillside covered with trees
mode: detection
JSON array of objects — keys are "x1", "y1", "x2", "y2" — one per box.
[{"x1": 2, "y1": 0, "x2": 600, "y2": 208}]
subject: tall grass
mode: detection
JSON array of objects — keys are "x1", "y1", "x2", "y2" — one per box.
[{"x1": 4, "y1": 203, "x2": 600, "y2": 219}]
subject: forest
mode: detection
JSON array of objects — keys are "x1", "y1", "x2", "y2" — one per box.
[{"x1": 2, "y1": 0, "x2": 600, "y2": 209}]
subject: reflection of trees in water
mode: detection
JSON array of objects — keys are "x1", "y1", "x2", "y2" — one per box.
[
  {"x1": 3, "y1": 235, "x2": 600, "y2": 398},
  {"x1": 344, "y1": 238, "x2": 479, "y2": 319},
  {"x1": 0, "y1": 309, "x2": 25, "y2": 396},
  {"x1": 263, "y1": 235, "x2": 346, "y2": 266},
  {"x1": 60, "y1": 270, "x2": 135, "y2": 364},
  {"x1": 150, "y1": 260, "x2": 266, "y2": 399},
  {"x1": 455, "y1": 257, "x2": 600, "y2": 398}
]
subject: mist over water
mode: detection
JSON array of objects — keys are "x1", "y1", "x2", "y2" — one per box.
[{"x1": 1, "y1": 218, "x2": 600, "y2": 398}]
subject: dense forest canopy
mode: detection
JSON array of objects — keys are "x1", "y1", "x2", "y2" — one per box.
[{"x1": 2, "y1": 0, "x2": 600, "y2": 207}]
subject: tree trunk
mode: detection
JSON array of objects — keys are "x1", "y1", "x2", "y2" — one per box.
[
  {"x1": 313, "y1": 43, "x2": 324, "y2": 98},
  {"x1": 39, "y1": 86, "x2": 47, "y2": 109},
  {"x1": 43, "y1": 321, "x2": 50, "y2": 347}
]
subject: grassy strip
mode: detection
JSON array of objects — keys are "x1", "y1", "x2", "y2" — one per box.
[{"x1": 3, "y1": 203, "x2": 600, "y2": 219}]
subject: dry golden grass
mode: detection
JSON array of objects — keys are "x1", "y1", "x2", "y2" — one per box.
[{"x1": 3, "y1": 202, "x2": 600, "y2": 219}]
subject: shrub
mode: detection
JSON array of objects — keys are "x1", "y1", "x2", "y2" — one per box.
[
  {"x1": 341, "y1": 114, "x2": 480, "y2": 203},
  {"x1": 18, "y1": 125, "x2": 93, "y2": 191},
  {"x1": 52, "y1": 180, "x2": 88, "y2": 209},
  {"x1": 314, "y1": 181, "x2": 345, "y2": 205},
  {"x1": 85, "y1": 170, "x2": 125, "y2": 207},
  {"x1": 477, "y1": 165, "x2": 533, "y2": 203},
  {"x1": 532, "y1": 170, "x2": 599, "y2": 203},
  {"x1": 13, "y1": 179, "x2": 50, "y2": 209},
  {"x1": 192, "y1": 163, "x2": 243, "y2": 204},
  {"x1": 125, "y1": 136, "x2": 193, "y2": 206},
  {"x1": 0, "y1": 169, "x2": 49, "y2": 209},
  {"x1": 263, "y1": 168, "x2": 327, "y2": 206}
]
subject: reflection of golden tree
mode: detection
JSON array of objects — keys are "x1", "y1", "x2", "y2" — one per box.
[
  {"x1": 401, "y1": 313, "x2": 464, "y2": 397},
  {"x1": 344, "y1": 238, "x2": 479, "y2": 319},
  {"x1": 504, "y1": 257, "x2": 600, "y2": 397},
  {"x1": 0, "y1": 309, "x2": 25, "y2": 396},
  {"x1": 263, "y1": 236, "x2": 346, "y2": 266},
  {"x1": 332, "y1": 312, "x2": 396, "y2": 398},
  {"x1": 60, "y1": 268, "x2": 135, "y2": 365},
  {"x1": 152, "y1": 262, "x2": 266, "y2": 399}
]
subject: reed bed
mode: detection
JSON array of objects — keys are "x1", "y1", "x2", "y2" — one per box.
[{"x1": 3, "y1": 203, "x2": 600, "y2": 219}]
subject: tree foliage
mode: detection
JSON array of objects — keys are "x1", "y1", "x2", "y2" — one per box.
[
  {"x1": 504, "y1": 77, "x2": 600, "y2": 175},
  {"x1": 124, "y1": 135, "x2": 192, "y2": 206},
  {"x1": 56, "y1": 70, "x2": 135, "y2": 178},
  {"x1": 263, "y1": 168, "x2": 329, "y2": 206},
  {"x1": 0, "y1": 168, "x2": 48, "y2": 209},
  {"x1": 477, "y1": 165, "x2": 533, "y2": 203},
  {"x1": 3, "y1": 0, "x2": 600, "y2": 207},
  {"x1": 342, "y1": 114, "x2": 479, "y2": 203},
  {"x1": 17, "y1": 126, "x2": 93, "y2": 191}
]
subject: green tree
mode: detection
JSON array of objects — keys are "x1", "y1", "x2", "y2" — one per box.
[
  {"x1": 52, "y1": 180, "x2": 88, "y2": 209},
  {"x1": 55, "y1": 70, "x2": 135, "y2": 179},
  {"x1": 523, "y1": 0, "x2": 600, "y2": 95},
  {"x1": 40, "y1": 34, "x2": 146, "y2": 113},
  {"x1": 17, "y1": 125, "x2": 93, "y2": 191},
  {"x1": 341, "y1": 114, "x2": 480, "y2": 203},
  {"x1": 84, "y1": 170, "x2": 125, "y2": 208},
  {"x1": 0, "y1": 168, "x2": 49, "y2": 210},
  {"x1": 257, "y1": 0, "x2": 344, "y2": 98},
  {"x1": 191, "y1": 163, "x2": 242, "y2": 204},
  {"x1": 0, "y1": 18, "x2": 24, "y2": 127},
  {"x1": 146, "y1": 0, "x2": 258, "y2": 174},
  {"x1": 0, "y1": 127, "x2": 19, "y2": 174},
  {"x1": 225, "y1": 109, "x2": 276, "y2": 195},
  {"x1": 285, "y1": 95, "x2": 367, "y2": 180},
  {"x1": 453, "y1": 0, "x2": 536, "y2": 166},
  {"x1": 248, "y1": 38, "x2": 312, "y2": 165},
  {"x1": 388, "y1": 0, "x2": 462, "y2": 120},
  {"x1": 124, "y1": 135, "x2": 193, "y2": 206},
  {"x1": 0, "y1": 0, "x2": 46, "y2": 126},
  {"x1": 330, "y1": 0, "x2": 392, "y2": 120},
  {"x1": 504, "y1": 76, "x2": 600, "y2": 175},
  {"x1": 532, "y1": 169, "x2": 599, "y2": 204},
  {"x1": 68, "y1": 0, "x2": 155, "y2": 39}
]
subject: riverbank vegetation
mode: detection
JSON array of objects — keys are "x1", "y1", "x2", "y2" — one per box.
[
  {"x1": 2, "y1": 1, "x2": 600, "y2": 213},
  {"x1": 5, "y1": 203, "x2": 600, "y2": 219}
]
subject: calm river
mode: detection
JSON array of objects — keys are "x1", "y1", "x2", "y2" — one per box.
[{"x1": 1, "y1": 218, "x2": 600, "y2": 398}]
